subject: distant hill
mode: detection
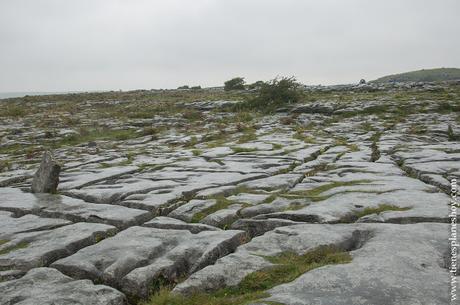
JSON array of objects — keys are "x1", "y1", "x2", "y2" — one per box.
[{"x1": 372, "y1": 68, "x2": 460, "y2": 83}]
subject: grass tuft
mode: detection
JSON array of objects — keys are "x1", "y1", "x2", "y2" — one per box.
[{"x1": 142, "y1": 245, "x2": 351, "y2": 305}]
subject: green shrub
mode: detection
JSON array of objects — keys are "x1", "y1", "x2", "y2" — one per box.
[
  {"x1": 224, "y1": 77, "x2": 246, "y2": 91},
  {"x1": 240, "y1": 77, "x2": 301, "y2": 112}
]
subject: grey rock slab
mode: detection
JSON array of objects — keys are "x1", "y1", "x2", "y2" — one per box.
[
  {"x1": 200, "y1": 204, "x2": 242, "y2": 228},
  {"x1": 0, "y1": 188, "x2": 151, "y2": 229},
  {"x1": 52, "y1": 226, "x2": 248, "y2": 299},
  {"x1": 175, "y1": 223, "x2": 451, "y2": 305},
  {"x1": 0, "y1": 222, "x2": 117, "y2": 272},
  {"x1": 143, "y1": 216, "x2": 221, "y2": 233},
  {"x1": 0, "y1": 267, "x2": 127, "y2": 305},
  {"x1": 168, "y1": 199, "x2": 216, "y2": 222},
  {"x1": 226, "y1": 193, "x2": 271, "y2": 205},
  {"x1": 0, "y1": 211, "x2": 71, "y2": 238},
  {"x1": 261, "y1": 188, "x2": 450, "y2": 224},
  {"x1": 0, "y1": 169, "x2": 33, "y2": 187},
  {"x1": 31, "y1": 151, "x2": 61, "y2": 193},
  {"x1": 239, "y1": 197, "x2": 302, "y2": 218},
  {"x1": 58, "y1": 165, "x2": 139, "y2": 190},
  {"x1": 264, "y1": 223, "x2": 451, "y2": 305},
  {"x1": 239, "y1": 173, "x2": 304, "y2": 191},
  {"x1": 64, "y1": 178, "x2": 180, "y2": 205},
  {"x1": 230, "y1": 218, "x2": 304, "y2": 237}
]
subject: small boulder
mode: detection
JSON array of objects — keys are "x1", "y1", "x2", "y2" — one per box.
[{"x1": 31, "y1": 151, "x2": 61, "y2": 193}]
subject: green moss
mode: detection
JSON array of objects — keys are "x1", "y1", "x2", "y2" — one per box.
[
  {"x1": 192, "y1": 149, "x2": 203, "y2": 156},
  {"x1": 231, "y1": 146, "x2": 258, "y2": 153},
  {"x1": 272, "y1": 143, "x2": 283, "y2": 150},
  {"x1": 0, "y1": 241, "x2": 29, "y2": 255},
  {"x1": 143, "y1": 245, "x2": 351, "y2": 305},
  {"x1": 355, "y1": 204, "x2": 411, "y2": 218},
  {"x1": 290, "y1": 180, "x2": 373, "y2": 200},
  {"x1": 52, "y1": 128, "x2": 138, "y2": 148}
]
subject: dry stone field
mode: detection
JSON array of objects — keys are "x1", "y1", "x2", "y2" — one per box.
[{"x1": 0, "y1": 82, "x2": 459, "y2": 305}]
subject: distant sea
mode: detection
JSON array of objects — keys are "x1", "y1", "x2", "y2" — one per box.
[
  {"x1": 0, "y1": 91, "x2": 105, "y2": 100},
  {"x1": 0, "y1": 92, "x2": 72, "y2": 100}
]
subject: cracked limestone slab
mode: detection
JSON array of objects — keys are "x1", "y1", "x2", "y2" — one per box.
[
  {"x1": 0, "y1": 222, "x2": 117, "y2": 272},
  {"x1": 168, "y1": 199, "x2": 217, "y2": 222},
  {"x1": 0, "y1": 187, "x2": 151, "y2": 229},
  {"x1": 143, "y1": 216, "x2": 221, "y2": 233},
  {"x1": 226, "y1": 193, "x2": 271, "y2": 205},
  {"x1": 51, "y1": 226, "x2": 248, "y2": 299},
  {"x1": 239, "y1": 173, "x2": 304, "y2": 191},
  {"x1": 200, "y1": 204, "x2": 242, "y2": 228},
  {"x1": 0, "y1": 211, "x2": 71, "y2": 238},
  {"x1": 0, "y1": 267, "x2": 127, "y2": 305},
  {"x1": 64, "y1": 178, "x2": 180, "y2": 205},
  {"x1": 175, "y1": 223, "x2": 451, "y2": 305},
  {"x1": 263, "y1": 223, "x2": 451, "y2": 305},
  {"x1": 58, "y1": 165, "x2": 139, "y2": 190}
]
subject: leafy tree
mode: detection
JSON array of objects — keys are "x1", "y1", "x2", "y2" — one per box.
[
  {"x1": 224, "y1": 77, "x2": 246, "y2": 91},
  {"x1": 177, "y1": 85, "x2": 189, "y2": 89}
]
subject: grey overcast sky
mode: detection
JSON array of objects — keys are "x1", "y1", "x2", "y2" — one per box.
[{"x1": 0, "y1": 0, "x2": 459, "y2": 92}]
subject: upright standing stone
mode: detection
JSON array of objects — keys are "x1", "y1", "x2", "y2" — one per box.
[{"x1": 31, "y1": 151, "x2": 61, "y2": 193}]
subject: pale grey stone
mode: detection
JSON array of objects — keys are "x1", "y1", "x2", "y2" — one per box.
[
  {"x1": 0, "y1": 267, "x2": 127, "y2": 305},
  {"x1": 0, "y1": 188, "x2": 151, "y2": 229},
  {"x1": 0, "y1": 222, "x2": 117, "y2": 272},
  {"x1": 143, "y1": 216, "x2": 221, "y2": 233},
  {"x1": 52, "y1": 227, "x2": 248, "y2": 299}
]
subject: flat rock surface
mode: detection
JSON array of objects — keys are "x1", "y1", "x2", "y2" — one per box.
[
  {"x1": 0, "y1": 267, "x2": 126, "y2": 305},
  {"x1": 175, "y1": 223, "x2": 452, "y2": 305},
  {"x1": 52, "y1": 226, "x2": 248, "y2": 298},
  {"x1": 0, "y1": 187, "x2": 151, "y2": 229},
  {"x1": 0, "y1": 222, "x2": 117, "y2": 272},
  {"x1": 0, "y1": 85, "x2": 458, "y2": 304}
]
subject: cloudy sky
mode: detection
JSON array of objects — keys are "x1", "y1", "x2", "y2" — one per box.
[{"x1": 1, "y1": 0, "x2": 459, "y2": 92}]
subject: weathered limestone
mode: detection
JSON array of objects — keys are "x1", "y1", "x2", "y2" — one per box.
[
  {"x1": 143, "y1": 216, "x2": 221, "y2": 233},
  {"x1": 0, "y1": 268, "x2": 127, "y2": 305},
  {"x1": 52, "y1": 227, "x2": 248, "y2": 299},
  {"x1": 0, "y1": 188, "x2": 151, "y2": 229},
  {"x1": 31, "y1": 151, "x2": 61, "y2": 193},
  {"x1": 175, "y1": 223, "x2": 451, "y2": 305},
  {"x1": 0, "y1": 222, "x2": 117, "y2": 272}
]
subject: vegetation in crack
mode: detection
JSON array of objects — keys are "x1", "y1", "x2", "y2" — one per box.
[{"x1": 141, "y1": 245, "x2": 352, "y2": 305}]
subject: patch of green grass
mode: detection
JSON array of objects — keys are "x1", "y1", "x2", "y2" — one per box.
[
  {"x1": 0, "y1": 241, "x2": 29, "y2": 255},
  {"x1": 237, "y1": 130, "x2": 257, "y2": 144},
  {"x1": 293, "y1": 128, "x2": 316, "y2": 143},
  {"x1": 231, "y1": 146, "x2": 258, "y2": 153},
  {"x1": 447, "y1": 125, "x2": 460, "y2": 141},
  {"x1": 0, "y1": 160, "x2": 12, "y2": 172},
  {"x1": 348, "y1": 144, "x2": 360, "y2": 152},
  {"x1": 192, "y1": 149, "x2": 203, "y2": 156},
  {"x1": 52, "y1": 128, "x2": 138, "y2": 148},
  {"x1": 272, "y1": 143, "x2": 283, "y2": 150},
  {"x1": 143, "y1": 245, "x2": 351, "y2": 305},
  {"x1": 191, "y1": 196, "x2": 233, "y2": 223}
]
